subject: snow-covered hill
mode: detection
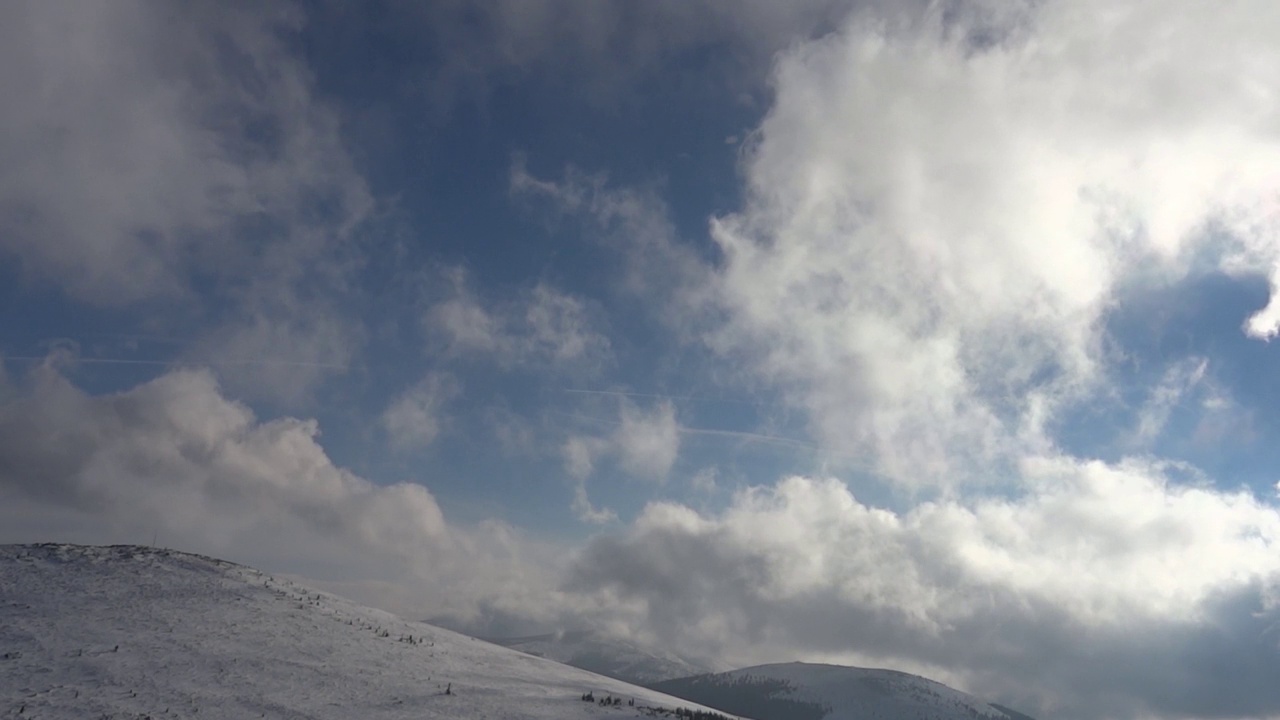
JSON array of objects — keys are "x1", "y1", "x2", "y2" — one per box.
[
  {"x1": 488, "y1": 630, "x2": 718, "y2": 685},
  {"x1": 0, "y1": 543, "x2": 736, "y2": 720},
  {"x1": 649, "y1": 662, "x2": 1036, "y2": 720}
]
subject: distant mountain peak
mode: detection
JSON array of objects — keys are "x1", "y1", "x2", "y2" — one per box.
[
  {"x1": 486, "y1": 627, "x2": 719, "y2": 686},
  {"x1": 650, "y1": 661, "x2": 1036, "y2": 720}
]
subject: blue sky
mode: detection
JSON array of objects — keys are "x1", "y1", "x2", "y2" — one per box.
[{"x1": 5, "y1": 2, "x2": 1280, "y2": 718}]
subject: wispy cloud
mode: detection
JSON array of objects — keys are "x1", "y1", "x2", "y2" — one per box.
[
  {"x1": 0, "y1": 1, "x2": 373, "y2": 406},
  {"x1": 2, "y1": 355, "x2": 350, "y2": 370},
  {"x1": 382, "y1": 373, "x2": 460, "y2": 451},
  {"x1": 1126, "y1": 357, "x2": 1209, "y2": 448},
  {"x1": 427, "y1": 268, "x2": 612, "y2": 373}
]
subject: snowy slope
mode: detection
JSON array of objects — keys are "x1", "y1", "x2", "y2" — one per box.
[
  {"x1": 488, "y1": 630, "x2": 718, "y2": 685},
  {"x1": 650, "y1": 662, "x2": 1037, "y2": 720},
  {"x1": 0, "y1": 544, "x2": 736, "y2": 720}
]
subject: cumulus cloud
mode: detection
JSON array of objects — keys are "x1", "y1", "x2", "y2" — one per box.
[
  {"x1": 559, "y1": 399, "x2": 680, "y2": 524},
  {"x1": 614, "y1": 400, "x2": 681, "y2": 481},
  {"x1": 538, "y1": 5, "x2": 1280, "y2": 717},
  {"x1": 707, "y1": 0, "x2": 1280, "y2": 486},
  {"x1": 0, "y1": 365, "x2": 553, "y2": 622},
  {"x1": 427, "y1": 268, "x2": 612, "y2": 372},
  {"x1": 566, "y1": 399, "x2": 680, "y2": 486},
  {"x1": 0, "y1": 1, "x2": 373, "y2": 404},
  {"x1": 568, "y1": 468, "x2": 1280, "y2": 718}
]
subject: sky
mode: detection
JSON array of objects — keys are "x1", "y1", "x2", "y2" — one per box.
[{"x1": 3, "y1": 1, "x2": 1280, "y2": 718}]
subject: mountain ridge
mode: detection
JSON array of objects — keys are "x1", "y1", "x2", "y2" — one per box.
[
  {"x1": 0, "y1": 543, "x2": 736, "y2": 720},
  {"x1": 649, "y1": 661, "x2": 1036, "y2": 720}
]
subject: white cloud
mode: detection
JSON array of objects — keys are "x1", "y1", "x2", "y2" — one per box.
[
  {"x1": 1191, "y1": 386, "x2": 1258, "y2": 450},
  {"x1": 382, "y1": 373, "x2": 459, "y2": 451},
  {"x1": 571, "y1": 483, "x2": 618, "y2": 526},
  {"x1": 5, "y1": 360, "x2": 1276, "y2": 718},
  {"x1": 428, "y1": 269, "x2": 508, "y2": 356},
  {"x1": 0, "y1": 366, "x2": 555, "y2": 622},
  {"x1": 187, "y1": 303, "x2": 364, "y2": 408},
  {"x1": 0, "y1": 1, "x2": 372, "y2": 302},
  {"x1": 614, "y1": 400, "x2": 681, "y2": 481},
  {"x1": 486, "y1": 405, "x2": 538, "y2": 457},
  {"x1": 569, "y1": 465, "x2": 1280, "y2": 718},
  {"x1": 509, "y1": 159, "x2": 713, "y2": 330},
  {"x1": 0, "y1": 1, "x2": 373, "y2": 405},
  {"x1": 1128, "y1": 357, "x2": 1208, "y2": 448},
  {"x1": 427, "y1": 268, "x2": 612, "y2": 372},
  {"x1": 548, "y1": 11, "x2": 1280, "y2": 716},
  {"x1": 526, "y1": 285, "x2": 608, "y2": 363},
  {"x1": 563, "y1": 435, "x2": 605, "y2": 481},
  {"x1": 559, "y1": 400, "x2": 680, "y2": 524},
  {"x1": 706, "y1": 0, "x2": 1280, "y2": 486},
  {"x1": 689, "y1": 467, "x2": 720, "y2": 495},
  {"x1": 562, "y1": 399, "x2": 681, "y2": 484},
  {"x1": 562, "y1": 436, "x2": 615, "y2": 525}
]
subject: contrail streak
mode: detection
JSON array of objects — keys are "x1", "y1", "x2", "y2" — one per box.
[
  {"x1": 555, "y1": 408, "x2": 885, "y2": 470},
  {"x1": 562, "y1": 388, "x2": 695, "y2": 401},
  {"x1": 562, "y1": 387, "x2": 771, "y2": 407},
  {"x1": 78, "y1": 332, "x2": 192, "y2": 345},
  {"x1": 556, "y1": 411, "x2": 817, "y2": 451},
  {"x1": 676, "y1": 425, "x2": 819, "y2": 450},
  {"x1": 1, "y1": 355, "x2": 349, "y2": 370}
]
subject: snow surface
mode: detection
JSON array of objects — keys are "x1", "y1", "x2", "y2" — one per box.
[
  {"x1": 0, "y1": 544, "x2": 736, "y2": 720},
  {"x1": 651, "y1": 662, "x2": 1036, "y2": 720},
  {"x1": 488, "y1": 630, "x2": 718, "y2": 685}
]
